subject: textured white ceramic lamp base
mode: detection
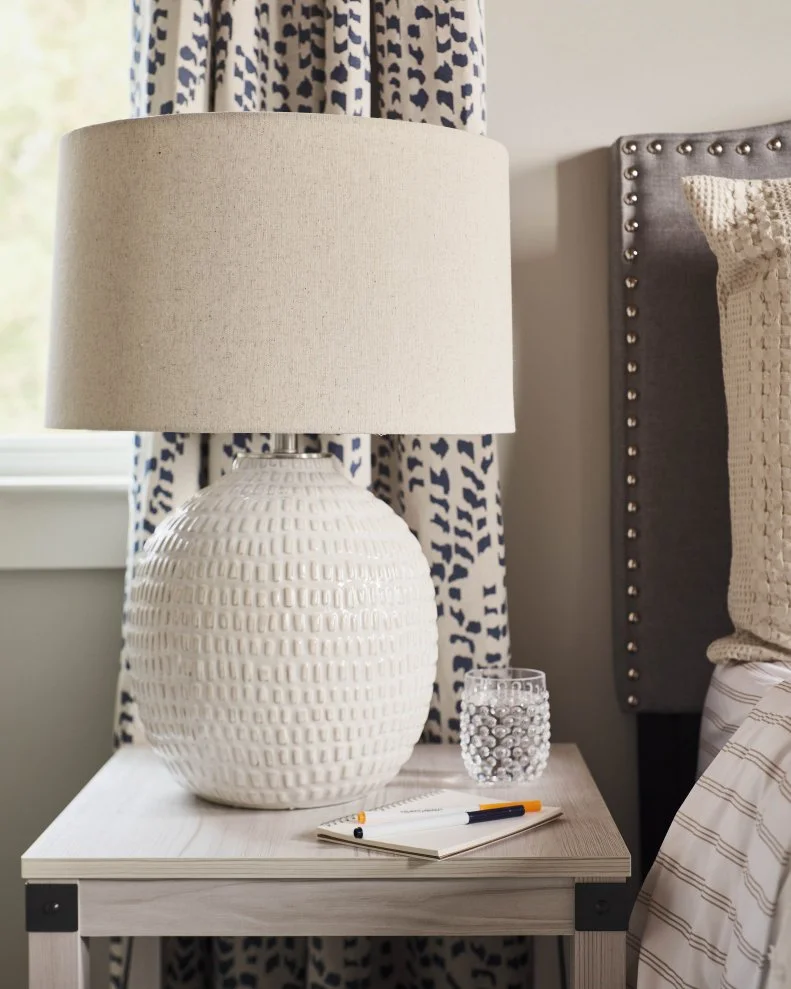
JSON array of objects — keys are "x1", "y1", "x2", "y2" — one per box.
[{"x1": 125, "y1": 455, "x2": 439, "y2": 809}]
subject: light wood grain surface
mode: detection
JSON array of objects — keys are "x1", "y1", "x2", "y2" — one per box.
[
  {"x1": 29, "y1": 933, "x2": 89, "y2": 989},
  {"x1": 22, "y1": 743, "x2": 629, "y2": 881},
  {"x1": 571, "y1": 932, "x2": 626, "y2": 989},
  {"x1": 80, "y1": 878, "x2": 576, "y2": 937}
]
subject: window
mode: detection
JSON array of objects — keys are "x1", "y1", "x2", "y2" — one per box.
[
  {"x1": 0, "y1": 2, "x2": 131, "y2": 568},
  {"x1": 0, "y1": 0, "x2": 128, "y2": 439}
]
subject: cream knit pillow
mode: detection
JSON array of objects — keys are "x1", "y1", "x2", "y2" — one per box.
[{"x1": 684, "y1": 175, "x2": 791, "y2": 663}]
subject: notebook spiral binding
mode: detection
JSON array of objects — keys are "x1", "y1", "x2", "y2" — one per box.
[{"x1": 321, "y1": 789, "x2": 446, "y2": 827}]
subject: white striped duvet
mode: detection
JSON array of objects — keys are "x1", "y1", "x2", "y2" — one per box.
[
  {"x1": 629, "y1": 680, "x2": 791, "y2": 989},
  {"x1": 699, "y1": 661, "x2": 791, "y2": 774}
]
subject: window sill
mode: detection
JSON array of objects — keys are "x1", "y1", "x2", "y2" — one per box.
[{"x1": 0, "y1": 476, "x2": 129, "y2": 571}]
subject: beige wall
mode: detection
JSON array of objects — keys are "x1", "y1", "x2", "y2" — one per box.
[
  {"x1": 5, "y1": 3, "x2": 791, "y2": 986},
  {"x1": 0, "y1": 571, "x2": 123, "y2": 987},
  {"x1": 489, "y1": 0, "x2": 791, "y2": 882}
]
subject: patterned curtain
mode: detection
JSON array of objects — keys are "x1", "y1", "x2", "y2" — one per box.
[{"x1": 115, "y1": 1, "x2": 523, "y2": 987}]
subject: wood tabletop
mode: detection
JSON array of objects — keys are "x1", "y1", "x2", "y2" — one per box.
[{"x1": 22, "y1": 743, "x2": 630, "y2": 881}]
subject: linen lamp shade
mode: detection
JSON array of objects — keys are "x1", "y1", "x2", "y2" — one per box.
[{"x1": 46, "y1": 111, "x2": 514, "y2": 434}]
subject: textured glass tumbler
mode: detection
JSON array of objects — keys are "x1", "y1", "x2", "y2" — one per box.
[{"x1": 460, "y1": 669, "x2": 551, "y2": 784}]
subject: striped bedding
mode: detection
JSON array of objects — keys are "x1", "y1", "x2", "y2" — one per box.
[
  {"x1": 699, "y1": 661, "x2": 791, "y2": 774},
  {"x1": 629, "y1": 680, "x2": 791, "y2": 989}
]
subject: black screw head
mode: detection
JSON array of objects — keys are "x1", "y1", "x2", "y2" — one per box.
[
  {"x1": 42, "y1": 901, "x2": 60, "y2": 915},
  {"x1": 595, "y1": 899, "x2": 610, "y2": 916}
]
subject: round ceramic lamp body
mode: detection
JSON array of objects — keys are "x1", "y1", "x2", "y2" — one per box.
[{"x1": 125, "y1": 455, "x2": 439, "y2": 809}]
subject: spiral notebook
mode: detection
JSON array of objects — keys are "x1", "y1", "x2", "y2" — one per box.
[{"x1": 316, "y1": 789, "x2": 562, "y2": 859}]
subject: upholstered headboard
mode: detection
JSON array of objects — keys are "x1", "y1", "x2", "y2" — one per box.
[{"x1": 610, "y1": 120, "x2": 791, "y2": 715}]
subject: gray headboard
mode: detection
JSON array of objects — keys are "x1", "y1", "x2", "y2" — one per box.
[{"x1": 610, "y1": 120, "x2": 791, "y2": 714}]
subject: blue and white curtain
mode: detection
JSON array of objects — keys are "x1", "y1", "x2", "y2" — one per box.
[{"x1": 117, "y1": 2, "x2": 522, "y2": 986}]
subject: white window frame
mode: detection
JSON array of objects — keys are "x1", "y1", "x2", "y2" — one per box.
[{"x1": 0, "y1": 433, "x2": 131, "y2": 571}]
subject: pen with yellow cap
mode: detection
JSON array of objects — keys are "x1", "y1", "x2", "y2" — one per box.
[{"x1": 354, "y1": 799, "x2": 542, "y2": 826}]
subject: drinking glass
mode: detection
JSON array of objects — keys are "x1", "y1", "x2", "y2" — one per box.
[{"x1": 460, "y1": 668, "x2": 550, "y2": 784}]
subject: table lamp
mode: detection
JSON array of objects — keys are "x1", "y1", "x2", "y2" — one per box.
[{"x1": 46, "y1": 112, "x2": 513, "y2": 809}]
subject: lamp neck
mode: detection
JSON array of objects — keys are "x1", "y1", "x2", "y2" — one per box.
[{"x1": 273, "y1": 432, "x2": 298, "y2": 456}]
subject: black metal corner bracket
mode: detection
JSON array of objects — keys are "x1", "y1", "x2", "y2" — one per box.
[
  {"x1": 26, "y1": 883, "x2": 78, "y2": 932},
  {"x1": 574, "y1": 882, "x2": 632, "y2": 932}
]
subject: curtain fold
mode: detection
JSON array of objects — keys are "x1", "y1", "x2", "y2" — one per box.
[{"x1": 116, "y1": 2, "x2": 523, "y2": 986}]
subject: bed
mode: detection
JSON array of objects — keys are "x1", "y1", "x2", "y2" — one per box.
[
  {"x1": 609, "y1": 120, "x2": 791, "y2": 986},
  {"x1": 609, "y1": 117, "x2": 791, "y2": 870}
]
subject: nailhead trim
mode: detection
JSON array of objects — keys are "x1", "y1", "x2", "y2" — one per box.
[{"x1": 622, "y1": 141, "x2": 642, "y2": 705}]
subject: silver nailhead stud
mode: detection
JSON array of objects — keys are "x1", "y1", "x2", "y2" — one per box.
[
  {"x1": 627, "y1": 361, "x2": 638, "y2": 373},
  {"x1": 627, "y1": 501, "x2": 638, "y2": 513},
  {"x1": 627, "y1": 446, "x2": 638, "y2": 458},
  {"x1": 624, "y1": 193, "x2": 638, "y2": 206},
  {"x1": 627, "y1": 641, "x2": 638, "y2": 653},
  {"x1": 622, "y1": 141, "x2": 638, "y2": 154},
  {"x1": 708, "y1": 141, "x2": 724, "y2": 156},
  {"x1": 626, "y1": 474, "x2": 637, "y2": 486},
  {"x1": 768, "y1": 137, "x2": 783, "y2": 151},
  {"x1": 627, "y1": 558, "x2": 638, "y2": 569},
  {"x1": 627, "y1": 584, "x2": 639, "y2": 596},
  {"x1": 626, "y1": 305, "x2": 638, "y2": 318},
  {"x1": 627, "y1": 528, "x2": 638, "y2": 540},
  {"x1": 628, "y1": 611, "x2": 640, "y2": 623},
  {"x1": 624, "y1": 248, "x2": 638, "y2": 262},
  {"x1": 624, "y1": 219, "x2": 639, "y2": 233},
  {"x1": 626, "y1": 389, "x2": 638, "y2": 401},
  {"x1": 624, "y1": 166, "x2": 639, "y2": 179},
  {"x1": 627, "y1": 668, "x2": 640, "y2": 680},
  {"x1": 625, "y1": 276, "x2": 638, "y2": 289},
  {"x1": 736, "y1": 141, "x2": 751, "y2": 155},
  {"x1": 626, "y1": 417, "x2": 638, "y2": 428},
  {"x1": 626, "y1": 332, "x2": 638, "y2": 345},
  {"x1": 627, "y1": 694, "x2": 640, "y2": 707},
  {"x1": 677, "y1": 141, "x2": 693, "y2": 155},
  {"x1": 648, "y1": 140, "x2": 663, "y2": 154}
]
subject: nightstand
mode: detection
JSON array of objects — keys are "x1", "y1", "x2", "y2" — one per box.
[{"x1": 23, "y1": 743, "x2": 630, "y2": 989}]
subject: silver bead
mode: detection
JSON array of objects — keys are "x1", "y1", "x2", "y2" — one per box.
[
  {"x1": 627, "y1": 446, "x2": 638, "y2": 458},
  {"x1": 624, "y1": 219, "x2": 639, "y2": 233},
  {"x1": 624, "y1": 192, "x2": 638, "y2": 206},
  {"x1": 626, "y1": 389, "x2": 638, "y2": 401},
  {"x1": 626, "y1": 305, "x2": 638, "y2": 318},
  {"x1": 627, "y1": 501, "x2": 638, "y2": 513},
  {"x1": 708, "y1": 141, "x2": 724, "y2": 156},
  {"x1": 627, "y1": 668, "x2": 640, "y2": 681},
  {"x1": 627, "y1": 528, "x2": 638, "y2": 539},
  {"x1": 626, "y1": 417, "x2": 638, "y2": 428},
  {"x1": 736, "y1": 141, "x2": 751, "y2": 156},
  {"x1": 648, "y1": 140, "x2": 663, "y2": 154},
  {"x1": 627, "y1": 641, "x2": 638, "y2": 653},
  {"x1": 627, "y1": 558, "x2": 638, "y2": 569},
  {"x1": 624, "y1": 166, "x2": 639, "y2": 179},
  {"x1": 622, "y1": 140, "x2": 638, "y2": 154},
  {"x1": 628, "y1": 611, "x2": 640, "y2": 623},
  {"x1": 626, "y1": 332, "x2": 638, "y2": 345},
  {"x1": 626, "y1": 474, "x2": 637, "y2": 486},
  {"x1": 625, "y1": 276, "x2": 638, "y2": 289},
  {"x1": 624, "y1": 248, "x2": 638, "y2": 262},
  {"x1": 677, "y1": 141, "x2": 693, "y2": 155},
  {"x1": 627, "y1": 694, "x2": 640, "y2": 707},
  {"x1": 768, "y1": 137, "x2": 783, "y2": 151},
  {"x1": 627, "y1": 362, "x2": 638, "y2": 374},
  {"x1": 627, "y1": 584, "x2": 639, "y2": 596}
]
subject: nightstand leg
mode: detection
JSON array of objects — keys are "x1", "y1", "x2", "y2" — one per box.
[
  {"x1": 29, "y1": 933, "x2": 89, "y2": 989},
  {"x1": 571, "y1": 931, "x2": 626, "y2": 988}
]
